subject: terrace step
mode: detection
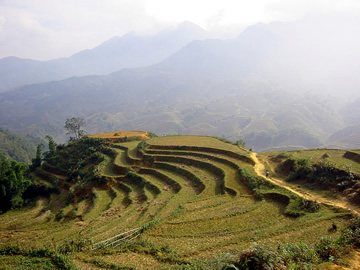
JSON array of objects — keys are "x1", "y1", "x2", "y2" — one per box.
[
  {"x1": 147, "y1": 145, "x2": 254, "y2": 165},
  {"x1": 138, "y1": 168, "x2": 181, "y2": 193},
  {"x1": 82, "y1": 188, "x2": 114, "y2": 222},
  {"x1": 154, "y1": 162, "x2": 205, "y2": 195},
  {"x1": 151, "y1": 155, "x2": 234, "y2": 196}
]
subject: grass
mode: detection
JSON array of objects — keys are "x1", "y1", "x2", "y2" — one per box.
[
  {"x1": 1, "y1": 134, "x2": 359, "y2": 269},
  {"x1": 148, "y1": 135, "x2": 248, "y2": 155},
  {"x1": 263, "y1": 149, "x2": 360, "y2": 175}
]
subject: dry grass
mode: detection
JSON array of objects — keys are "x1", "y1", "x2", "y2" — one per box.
[
  {"x1": 89, "y1": 131, "x2": 149, "y2": 141},
  {"x1": 0, "y1": 133, "x2": 357, "y2": 269},
  {"x1": 148, "y1": 135, "x2": 247, "y2": 154}
]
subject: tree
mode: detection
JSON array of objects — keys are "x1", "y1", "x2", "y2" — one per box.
[
  {"x1": 64, "y1": 117, "x2": 86, "y2": 140},
  {"x1": 236, "y1": 139, "x2": 246, "y2": 148},
  {"x1": 44, "y1": 135, "x2": 57, "y2": 159},
  {"x1": 0, "y1": 159, "x2": 31, "y2": 213},
  {"x1": 30, "y1": 143, "x2": 43, "y2": 171}
]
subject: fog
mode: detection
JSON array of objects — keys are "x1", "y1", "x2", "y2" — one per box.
[
  {"x1": 1, "y1": 0, "x2": 360, "y2": 60},
  {"x1": 0, "y1": 1, "x2": 360, "y2": 150}
]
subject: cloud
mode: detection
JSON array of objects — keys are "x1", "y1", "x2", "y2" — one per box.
[
  {"x1": 0, "y1": 0, "x2": 159, "y2": 60},
  {"x1": 1, "y1": 0, "x2": 360, "y2": 60}
]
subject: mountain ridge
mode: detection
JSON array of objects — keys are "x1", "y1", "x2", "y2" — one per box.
[{"x1": 0, "y1": 21, "x2": 209, "y2": 92}]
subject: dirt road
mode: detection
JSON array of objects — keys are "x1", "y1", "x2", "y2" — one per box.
[{"x1": 250, "y1": 152, "x2": 360, "y2": 216}]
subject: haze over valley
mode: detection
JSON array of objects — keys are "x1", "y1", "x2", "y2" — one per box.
[{"x1": 0, "y1": 12, "x2": 360, "y2": 152}]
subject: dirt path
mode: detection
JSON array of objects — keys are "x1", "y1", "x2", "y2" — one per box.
[{"x1": 250, "y1": 152, "x2": 360, "y2": 216}]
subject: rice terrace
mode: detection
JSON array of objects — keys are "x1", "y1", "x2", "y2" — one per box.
[{"x1": 1, "y1": 131, "x2": 360, "y2": 269}]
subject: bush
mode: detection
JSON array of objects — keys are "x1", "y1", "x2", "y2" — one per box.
[
  {"x1": 315, "y1": 237, "x2": 340, "y2": 262},
  {"x1": 57, "y1": 237, "x2": 92, "y2": 254},
  {"x1": 52, "y1": 254, "x2": 78, "y2": 270},
  {"x1": 285, "y1": 198, "x2": 320, "y2": 217},
  {"x1": 85, "y1": 257, "x2": 135, "y2": 270},
  {"x1": 278, "y1": 242, "x2": 318, "y2": 266},
  {"x1": 338, "y1": 217, "x2": 360, "y2": 247},
  {"x1": 287, "y1": 158, "x2": 312, "y2": 182},
  {"x1": 236, "y1": 243, "x2": 284, "y2": 270}
]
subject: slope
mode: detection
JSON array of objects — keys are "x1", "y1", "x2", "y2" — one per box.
[{"x1": 1, "y1": 134, "x2": 358, "y2": 269}]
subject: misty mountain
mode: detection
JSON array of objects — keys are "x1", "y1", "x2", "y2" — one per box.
[
  {"x1": 0, "y1": 16, "x2": 359, "y2": 151},
  {"x1": 327, "y1": 125, "x2": 360, "y2": 149},
  {"x1": 340, "y1": 98, "x2": 360, "y2": 126},
  {"x1": 155, "y1": 23, "x2": 281, "y2": 80},
  {"x1": 0, "y1": 22, "x2": 208, "y2": 92}
]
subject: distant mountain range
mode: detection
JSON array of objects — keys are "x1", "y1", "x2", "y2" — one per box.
[
  {"x1": 0, "y1": 17, "x2": 359, "y2": 151},
  {"x1": 0, "y1": 22, "x2": 208, "y2": 92}
]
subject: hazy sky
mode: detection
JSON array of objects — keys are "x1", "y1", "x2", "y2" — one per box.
[{"x1": 1, "y1": 0, "x2": 360, "y2": 60}]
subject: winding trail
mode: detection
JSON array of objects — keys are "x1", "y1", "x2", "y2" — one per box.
[{"x1": 250, "y1": 152, "x2": 360, "y2": 216}]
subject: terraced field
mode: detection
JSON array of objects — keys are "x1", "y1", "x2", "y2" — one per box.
[{"x1": 0, "y1": 135, "x2": 356, "y2": 269}]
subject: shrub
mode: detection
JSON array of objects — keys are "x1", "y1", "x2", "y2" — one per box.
[
  {"x1": 85, "y1": 257, "x2": 135, "y2": 270},
  {"x1": 57, "y1": 237, "x2": 92, "y2": 254},
  {"x1": 137, "y1": 141, "x2": 148, "y2": 150},
  {"x1": 236, "y1": 243, "x2": 284, "y2": 270},
  {"x1": 338, "y1": 217, "x2": 360, "y2": 247},
  {"x1": 278, "y1": 242, "x2": 318, "y2": 266},
  {"x1": 315, "y1": 237, "x2": 340, "y2": 262},
  {"x1": 52, "y1": 254, "x2": 78, "y2": 270},
  {"x1": 285, "y1": 198, "x2": 320, "y2": 217},
  {"x1": 287, "y1": 158, "x2": 312, "y2": 182}
]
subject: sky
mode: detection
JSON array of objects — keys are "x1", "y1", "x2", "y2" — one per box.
[{"x1": 1, "y1": 0, "x2": 360, "y2": 60}]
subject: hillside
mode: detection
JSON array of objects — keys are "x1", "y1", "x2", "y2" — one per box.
[
  {"x1": 1, "y1": 133, "x2": 359, "y2": 269},
  {"x1": 0, "y1": 75, "x2": 344, "y2": 151},
  {"x1": 0, "y1": 127, "x2": 43, "y2": 163}
]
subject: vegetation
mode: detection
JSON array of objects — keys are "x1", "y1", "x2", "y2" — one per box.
[
  {"x1": 64, "y1": 117, "x2": 86, "y2": 141},
  {"x1": 0, "y1": 127, "x2": 43, "y2": 163},
  {"x1": 0, "y1": 158, "x2": 31, "y2": 213},
  {"x1": 284, "y1": 157, "x2": 360, "y2": 203},
  {"x1": 1, "y1": 133, "x2": 360, "y2": 269}
]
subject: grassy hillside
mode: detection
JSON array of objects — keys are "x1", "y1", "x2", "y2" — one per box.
[
  {"x1": 258, "y1": 149, "x2": 360, "y2": 211},
  {"x1": 0, "y1": 132, "x2": 359, "y2": 269}
]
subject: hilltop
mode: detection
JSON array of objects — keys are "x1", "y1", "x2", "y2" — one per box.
[{"x1": 1, "y1": 132, "x2": 360, "y2": 269}]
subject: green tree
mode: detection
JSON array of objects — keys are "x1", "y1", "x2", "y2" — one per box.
[
  {"x1": 64, "y1": 117, "x2": 86, "y2": 140},
  {"x1": 44, "y1": 135, "x2": 57, "y2": 159},
  {"x1": 236, "y1": 139, "x2": 246, "y2": 148},
  {"x1": 30, "y1": 143, "x2": 43, "y2": 171},
  {"x1": 0, "y1": 159, "x2": 31, "y2": 213}
]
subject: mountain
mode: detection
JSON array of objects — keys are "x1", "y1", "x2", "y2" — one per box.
[
  {"x1": 0, "y1": 17, "x2": 359, "y2": 150},
  {"x1": 340, "y1": 98, "x2": 360, "y2": 126},
  {"x1": 156, "y1": 23, "x2": 281, "y2": 80},
  {"x1": 0, "y1": 22, "x2": 208, "y2": 92},
  {"x1": 327, "y1": 125, "x2": 360, "y2": 149}
]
